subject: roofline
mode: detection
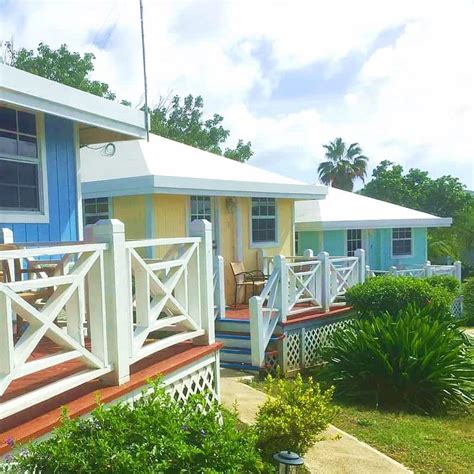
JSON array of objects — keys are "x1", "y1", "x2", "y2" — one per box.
[
  {"x1": 295, "y1": 217, "x2": 453, "y2": 231},
  {"x1": 82, "y1": 175, "x2": 327, "y2": 200},
  {"x1": 0, "y1": 64, "x2": 146, "y2": 141}
]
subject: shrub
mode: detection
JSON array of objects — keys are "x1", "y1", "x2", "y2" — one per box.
[
  {"x1": 425, "y1": 275, "x2": 461, "y2": 294},
  {"x1": 320, "y1": 305, "x2": 474, "y2": 414},
  {"x1": 463, "y1": 277, "x2": 474, "y2": 326},
  {"x1": 254, "y1": 373, "x2": 339, "y2": 458},
  {"x1": 11, "y1": 383, "x2": 269, "y2": 473},
  {"x1": 346, "y1": 276, "x2": 454, "y2": 318}
]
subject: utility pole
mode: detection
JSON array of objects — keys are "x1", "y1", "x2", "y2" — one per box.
[{"x1": 139, "y1": 0, "x2": 150, "y2": 141}]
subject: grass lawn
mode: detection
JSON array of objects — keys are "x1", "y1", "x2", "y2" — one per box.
[{"x1": 333, "y1": 403, "x2": 474, "y2": 473}]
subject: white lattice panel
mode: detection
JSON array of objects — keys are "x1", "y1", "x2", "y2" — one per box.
[
  {"x1": 165, "y1": 361, "x2": 218, "y2": 404},
  {"x1": 284, "y1": 331, "x2": 302, "y2": 372}
]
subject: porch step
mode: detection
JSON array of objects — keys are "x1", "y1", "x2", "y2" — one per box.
[
  {"x1": 221, "y1": 347, "x2": 253, "y2": 364},
  {"x1": 220, "y1": 361, "x2": 260, "y2": 372},
  {"x1": 216, "y1": 332, "x2": 282, "y2": 350},
  {"x1": 215, "y1": 318, "x2": 251, "y2": 334}
]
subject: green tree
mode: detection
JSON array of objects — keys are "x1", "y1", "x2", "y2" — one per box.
[
  {"x1": 11, "y1": 43, "x2": 116, "y2": 100},
  {"x1": 317, "y1": 137, "x2": 368, "y2": 191},
  {"x1": 150, "y1": 94, "x2": 253, "y2": 162}
]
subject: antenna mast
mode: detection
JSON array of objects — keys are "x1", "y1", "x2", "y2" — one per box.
[{"x1": 139, "y1": 0, "x2": 150, "y2": 141}]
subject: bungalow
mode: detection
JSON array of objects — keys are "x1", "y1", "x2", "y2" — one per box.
[
  {"x1": 80, "y1": 134, "x2": 327, "y2": 304},
  {"x1": 295, "y1": 187, "x2": 452, "y2": 271},
  {"x1": 0, "y1": 66, "x2": 221, "y2": 454}
]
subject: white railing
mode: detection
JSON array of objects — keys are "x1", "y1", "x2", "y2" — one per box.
[
  {"x1": 0, "y1": 219, "x2": 215, "y2": 419},
  {"x1": 287, "y1": 256, "x2": 322, "y2": 315},
  {"x1": 0, "y1": 241, "x2": 111, "y2": 420},
  {"x1": 368, "y1": 261, "x2": 462, "y2": 281},
  {"x1": 213, "y1": 255, "x2": 225, "y2": 319}
]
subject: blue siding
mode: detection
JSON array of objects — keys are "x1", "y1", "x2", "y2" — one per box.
[{"x1": 0, "y1": 114, "x2": 79, "y2": 243}]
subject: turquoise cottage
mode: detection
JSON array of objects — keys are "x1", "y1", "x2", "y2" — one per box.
[
  {"x1": 295, "y1": 187, "x2": 452, "y2": 270},
  {"x1": 0, "y1": 64, "x2": 145, "y2": 242}
]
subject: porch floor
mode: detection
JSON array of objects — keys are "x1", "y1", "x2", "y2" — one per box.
[
  {"x1": 0, "y1": 340, "x2": 222, "y2": 454},
  {"x1": 225, "y1": 304, "x2": 352, "y2": 325}
]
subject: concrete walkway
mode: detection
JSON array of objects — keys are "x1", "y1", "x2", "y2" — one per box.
[{"x1": 220, "y1": 369, "x2": 411, "y2": 474}]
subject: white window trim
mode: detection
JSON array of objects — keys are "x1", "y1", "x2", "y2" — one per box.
[
  {"x1": 345, "y1": 228, "x2": 363, "y2": 257},
  {"x1": 391, "y1": 227, "x2": 414, "y2": 259},
  {"x1": 249, "y1": 197, "x2": 279, "y2": 249},
  {"x1": 83, "y1": 197, "x2": 111, "y2": 226},
  {"x1": 187, "y1": 195, "x2": 220, "y2": 253},
  {"x1": 0, "y1": 110, "x2": 49, "y2": 224}
]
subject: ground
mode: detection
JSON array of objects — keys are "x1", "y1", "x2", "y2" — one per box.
[{"x1": 333, "y1": 403, "x2": 474, "y2": 474}]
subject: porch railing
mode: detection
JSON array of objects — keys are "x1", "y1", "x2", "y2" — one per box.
[
  {"x1": 367, "y1": 260, "x2": 462, "y2": 281},
  {"x1": 0, "y1": 219, "x2": 215, "y2": 419}
]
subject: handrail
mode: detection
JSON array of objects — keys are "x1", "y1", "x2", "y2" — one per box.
[
  {"x1": 0, "y1": 242, "x2": 108, "y2": 260},
  {"x1": 125, "y1": 237, "x2": 200, "y2": 248}
]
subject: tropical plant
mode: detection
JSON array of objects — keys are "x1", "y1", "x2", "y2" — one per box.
[
  {"x1": 463, "y1": 277, "x2": 474, "y2": 326},
  {"x1": 317, "y1": 137, "x2": 368, "y2": 191},
  {"x1": 254, "y1": 373, "x2": 338, "y2": 458},
  {"x1": 346, "y1": 276, "x2": 455, "y2": 318},
  {"x1": 425, "y1": 275, "x2": 461, "y2": 294},
  {"x1": 9, "y1": 382, "x2": 269, "y2": 473},
  {"x1": 320, "y1": 305, "x2": 474, "y2": 414}
]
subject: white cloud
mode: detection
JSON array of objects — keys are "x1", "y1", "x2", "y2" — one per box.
[{"x1": 1, "y1": 0, "x2": 473, "y2": 188}]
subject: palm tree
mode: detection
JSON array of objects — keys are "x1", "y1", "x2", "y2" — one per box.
[{"x1": 317, "y1": 138, "x2": 368, "y2": 191}]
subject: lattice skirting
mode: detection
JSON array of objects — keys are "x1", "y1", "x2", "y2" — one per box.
[
  {"x1": 452, "y1": 296, "x2": 464, "y2": 319},
  {"x1": 283, "y1": 316, "x2": 353, "y2": 372}
]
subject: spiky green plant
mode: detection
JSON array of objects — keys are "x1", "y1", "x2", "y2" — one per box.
[{"x1": 320, "y1": 305, "x2": 474, "y2": 414}]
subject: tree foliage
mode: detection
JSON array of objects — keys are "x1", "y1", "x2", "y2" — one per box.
[
  {"x1": 317, "y1": 137, "x2": 368, "y2": 191},
  {"x1": 11, "y1": 42, "x2": 117, "y2": 100},
  {"x1": 150, "y1": 94, "x2": 253, "y2": 162}
]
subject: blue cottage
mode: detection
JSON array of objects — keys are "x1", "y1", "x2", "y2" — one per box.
[{"x1": 0, "y1": 64, "x2": 146, "y2": 243}]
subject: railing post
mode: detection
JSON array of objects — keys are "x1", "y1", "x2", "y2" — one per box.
[
  {"x1": 88, "y1": 219, "x2": 130, "y2": 385},
  {"x1": 318, "y1": 251, "x2": 330, "y2": 312},
  {"x1": 214, "y1": 255, "x2": 226, "y2": 319},
  {"x1": 303, "y1": 249, "x2": 318, "y2": 303},
  {"x1": 273, "y1": 255, "x2": 288, "y2": 323},
  {"x1": 249, "y1": 295, "x2": 265, "y2": 367},
  {"x1": 454, "y1": 261, "x2": 462, "y2": 281},
  {"x1": 0, "y1": 228, "x2": 13, "y2": 244},
  {"x1": 366, "y1": 265, "x2": 371, "y2": 278},
  {"x1": 389, "y1": 266, "x2": 398, "y2": 276},
  {"x1": 190, "y1": 219, "x2": 215, "y2": 345},
  {"x1": 303, "y1": 249, "x2": 314, "y2": 259},
  {"x1": 354, "y1": 249, "x2": 366, "y2": 284},
  {"x1": 425, "y1": 260, "x2": 433, "y2": 277}
]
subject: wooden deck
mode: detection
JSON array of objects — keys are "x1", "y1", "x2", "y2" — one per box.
[{"x1": 0, "y1": 341, "x2": 222, "y2": 454}]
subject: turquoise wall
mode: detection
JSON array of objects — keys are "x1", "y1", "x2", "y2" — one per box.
[
  {"x1": 1, "y1": 114, "x2": 79, "y2": 243},
  {"x1": 298, "y1": 227, "x2": 428, "y2": 270}
]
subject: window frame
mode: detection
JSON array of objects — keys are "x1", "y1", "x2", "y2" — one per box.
[
  {"x1": 250, "y1": 197, "x2": 279, "y2": 248},
  {"x1": 83, "y1": 197, "x2": 111, "y2": 226},
  {"x1": 190, "y1": 195, "x2": 212, "y2": 223},
  {"x1": 0, "y1": 107, "x2": 49, "y2": 224},
  {"x1": 391, "y1": 227, "x2": 413, "y2": 258},
  {"x1": 346, "y1": 229, "x2": 362, "y2": 257}
]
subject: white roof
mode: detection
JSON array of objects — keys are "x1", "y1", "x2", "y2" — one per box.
[
  {"x1": 0, "y1": 64, "x2": 146, "y2": 144},
  {"x1": 295, "y1": 186, "x2": 452, "y2": 230},
  {"x1": 81, "y1": 134, "x2": 326, "y2": 199}
]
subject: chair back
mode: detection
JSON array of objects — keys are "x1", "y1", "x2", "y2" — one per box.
[
  {"x1": 230, "y1": 261, "x2": 245, "y2": 284},
  {"x1": 0, "y1": 244, "x2": 20, "y2": 283}
]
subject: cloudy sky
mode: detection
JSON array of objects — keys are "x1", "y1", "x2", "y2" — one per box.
[{"x1": 1, "y1": 0, "x2": 473, "y2": 189}]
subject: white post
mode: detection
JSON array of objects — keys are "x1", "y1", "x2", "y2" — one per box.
[
  {"x1": 273, "y1": 255, "x2": 288, "y2": 323},
  {"x1": 89, "y1": 219, "x2": 130, "y2": 385},
  {"x1": 303, "y1": 249, "x2": 317, "y2": 303},
  {"x1": 303, "y1": 249, "x2": 314, "y2": 259},
  {"x1": 214, "y1": 255, "x2": 226, "y2": 319},
  {"x1": 389, "y1": 266, "x2": 398, "y2": 276},
  {"x1": 190, "y1": 219, "x2": 215, "y2": 345},
  {"x1": 249, "y1": 295, "x2": 265, "y2": 367},
  {"x1": 366, "y1": 265, "x2": 371, "y2": 278},
  {"x1": 425, "y1": 260, "x2": 433, "y2": 277},
  {"x1": 454, "y1": 261, "x2": 462, "y2": 281},
  {"x1": 355, "y1": 249, "x2": 366, "y2": 284},
  {"x1": 318, "y1": 251, "x2": 330, "y2": 312},
  {"x1": 0, "y1": 228, "x2": 13, "y2": 244}
]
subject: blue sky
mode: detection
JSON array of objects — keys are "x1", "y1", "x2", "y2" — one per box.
[{"x1": 1, "y1": 0, "x2": 473, "y2": 190}]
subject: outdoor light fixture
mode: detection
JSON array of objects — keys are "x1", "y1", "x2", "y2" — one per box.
[{"x1": 273, "y1": 450, "x2": 304, "y2": 473}]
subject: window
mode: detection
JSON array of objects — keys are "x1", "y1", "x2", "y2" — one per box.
[
  {"x1": 0, "y1": 106, "x2": 40, "y2": 211},
  {"x1": 347, "y1": 229, "x2": 362, "y2": 257},
  {"x1": 83, "y1": 198, "x2": 110, "y2": 225},
  {"x1": 392, "y1": 228, "x2": 412, "y2": 257},
  {"x1": 190, "y1": 196, "x2": 212, "y2": 222},
  {"x1": 251, "y1": 197, "x2": 276, "y2": 243}
]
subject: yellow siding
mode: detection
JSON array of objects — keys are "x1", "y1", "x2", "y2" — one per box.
[
  {"x1": 112, "y1": 195, "x2": 146, "y2": 240},
  {"x1": 153, "y1": 194, "x2": 188, "y2": 238}
]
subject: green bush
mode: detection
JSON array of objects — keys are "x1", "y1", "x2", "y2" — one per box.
[
  {"x1": 346, "y1": 276, "x2": 454, "y2": 318},
  {"x1": 425, "y1": 275, "x2": 461, "y2": 294},
  {"x1": 463, "y1": 277, "x2": 474, "y2": 326},
  {"x1": 10, "y1": 383, "x2": 270, "y2": 473},
  {"x1": 254, "y1": 373, "x2": 339, "y2": 458},
  {"x1": 320, "y1": 305, "x2": 474, "y2": 414}
]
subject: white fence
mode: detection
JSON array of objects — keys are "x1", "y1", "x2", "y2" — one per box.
[
  {"x1": 367, "y1": 260, "x2": 462, "y2": 281},
  {"x1": 0, "y1": 219, "x2": 215, "y2": 420},
  {"x1": 249, "y1": 249, "x2": 366, "y2": 367}
]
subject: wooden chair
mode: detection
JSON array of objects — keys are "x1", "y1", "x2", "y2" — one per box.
[
  {"x1": 229, "y1": 261, "x2": 266, "y2": 307},
  {"x1": 0, "y1": 244, "x2": 55, "y2": 333}
]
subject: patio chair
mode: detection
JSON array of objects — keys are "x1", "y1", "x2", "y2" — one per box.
[
  {"x1": 0, "y1": 244, "x2": 55, "y2": 334},
  {"x1": 229, "y1": 261, "x2": 266, "y2": 307}
]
